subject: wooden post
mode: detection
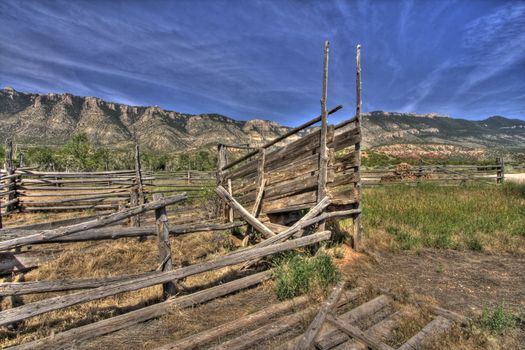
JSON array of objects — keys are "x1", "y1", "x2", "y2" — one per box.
[
  {"x1": 496, "y1": 157, "x2": 504, "y2": 184},
  {"x1": 227, "y1": 179, "x2": 234, "y2": 223},
  {"x1": 153, "y1": 193, "x2": 177, "y2": 298},
  {"x1": 18, "y1": 151, "x2": 24, "y2": 168},
  {"x1": 216, "y1": 144, "x2": 227, "y2": 220},
  {"x1": 4, "y1": 139, "x2": 17, "y2": 213},
  {"x1": 353, "y1": 44, "x2": 364, "y2": 252},
  {"x1": 317, "y1": 40, "x2": 330, "y2": 232},
  {"x1": 134, "y1": 143, "x2": 145, "y2": 205}
]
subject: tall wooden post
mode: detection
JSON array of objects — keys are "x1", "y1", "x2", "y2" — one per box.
[
  {"x1": 153, "y1": 193, "x2": 177, "y2": 298},
  {"x1": 317, "y1": 40, "x2": 330, "y2": 232},
  {"x1": 496, "y1": 157, "x2": 504, "y2": 184},
  {"x1": 134, "y1": 143, "x2": 145, "y2": 205},
  {"x1": 216, "y1": 144, "x2": 227, "y2": 221},
  {"x1": 18, "y1": 152, "x2": 24, "y2": 168},
  {"x1": 353, "y1": 44, "x2": 364, "y2": 251},
  {"x1": 4, "y1": 139, "x2": 17, "y2": 214}
]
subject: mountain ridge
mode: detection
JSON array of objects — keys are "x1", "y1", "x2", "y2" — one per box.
[{"x1": 1, "y1": 87, "x2": 524, "y2": 153}]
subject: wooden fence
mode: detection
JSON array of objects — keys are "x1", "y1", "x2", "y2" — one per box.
[
  {"x1": 0, "y1": 42, "x2": 373, "y2": 349},
  {"x1": 361, "y1": 159, "x2": 508, "y2": 186}
]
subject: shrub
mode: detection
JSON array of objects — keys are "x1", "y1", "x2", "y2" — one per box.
[
  {"x1": 480, "y1": 302, "x2": 517, "y2": 334},
  {"x1": 273, "y1": 252, "x2": 340, "y2": 300}
]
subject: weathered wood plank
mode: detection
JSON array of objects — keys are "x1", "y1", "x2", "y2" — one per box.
[
  {"x1": 326, "y1": 314, "x2": 395, "y2": 350},
  {"x1": 215, "y1": 186, "x2": 275, "y2": 239},
  {"x1": 9, "y1": 271, "x2": 272, "y2": 350},
  {"x1": 397, "y1": 316, "x2": 453, "y2": 350},
  {"x1": 0, "y1": 231, "x2": 331, "y2": 326},
  {"x1": 0, "y1": 194, "x2": 187, "y2": 251},
  {"x1": 295, "y1": 280, "x2": 345, "y2": 350},
  {"x1": 154, "y1": 193, "x2": 177, "y2": 297},
  {"x1": 157, "y1": 294, "x2": 310, "y2": 350}
]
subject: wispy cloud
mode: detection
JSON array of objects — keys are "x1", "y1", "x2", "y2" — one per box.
[{"x1": 0, "y1": 0, "x2": 523, "y2": 123}]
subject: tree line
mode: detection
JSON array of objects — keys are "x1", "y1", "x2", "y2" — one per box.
[{"x1": 3, "y1": 133, "x2": 217, "y2": 172}]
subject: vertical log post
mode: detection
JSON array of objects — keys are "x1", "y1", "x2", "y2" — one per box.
[
  {"x1": 134, "y1": 143, "x2": 145, "y2": 205},
  {"x1": 246, "y1": 148, "x2": 266, "y2": 240},
  {"x1": 353, "y1": 44, "x2": 364, "y2": 252},
  {"x1": 130, "y1": 143, "x2": 144, "y2": 228},
  {"x1": 496, "y1": 157, "x2": 504, "y2": 184},
  {"x1": 317, "y1": 40, "x2": 330, "y2": 232},
  {"x1": 216, "y1": 144, "x2": 227, "y2": 221},
  {"x1": 18, "y1": 152, "x2": 24, "y2": 168},
  {"x1": 153, "y1": 193, "x2": 177, "y2": 298},
  {"x1": 4, "y1": 139, "x2": 17, "y2": 214},
  {"x1": 227, "y1": 178, "x2": 234, "y2": 223}
]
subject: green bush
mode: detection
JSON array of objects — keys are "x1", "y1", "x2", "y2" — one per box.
[
  {"x1": 273, "y1": 252, "x2": 340, "y2": 300},
  {"x1": 480, "y1": 302, "x2": 517, "y2": 334}
]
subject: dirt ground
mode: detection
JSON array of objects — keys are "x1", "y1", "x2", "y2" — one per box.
[
  {"x1": 1, "y1": 209, "x2": 524, "y2": 349},
  {"x1": 73, "y1": 245, "x2": 525, "y2": 350}
]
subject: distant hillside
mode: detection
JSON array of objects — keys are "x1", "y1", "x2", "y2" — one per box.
[{"x1": 1, "y1": 87, "x2": 524, "y2": 154}]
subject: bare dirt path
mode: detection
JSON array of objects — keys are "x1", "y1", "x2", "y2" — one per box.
[{"x1": 342, "y1": 248, "x2": 525, "y2": 316}]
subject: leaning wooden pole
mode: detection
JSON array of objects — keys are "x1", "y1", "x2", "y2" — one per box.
[
  {"x1": 353, "y1": 44, "x2": 364, "y2": 251},
  {"x1": 317, "y1": 40, "x2": 330, "y2": 232}
]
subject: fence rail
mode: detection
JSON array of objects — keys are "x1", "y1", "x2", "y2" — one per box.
[{"x1": 360, "y1": 160, "x2": 515, "y2": 186}]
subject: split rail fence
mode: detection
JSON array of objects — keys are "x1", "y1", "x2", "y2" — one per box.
[
  {"x1": 361, "y1": 158, "x2": 507, "y2": 186},
  {"x1": 0, "y1": 42, "x2": 369, "y2": 349}
]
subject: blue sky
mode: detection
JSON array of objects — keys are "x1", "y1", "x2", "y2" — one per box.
[{"x1": 0, "y1": 0, "x2": 524, "y2": 125}]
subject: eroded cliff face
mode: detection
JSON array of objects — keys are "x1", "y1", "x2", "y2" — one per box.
[{"x1": 1, "y1": 87, "x2": 524, "y2": 152}]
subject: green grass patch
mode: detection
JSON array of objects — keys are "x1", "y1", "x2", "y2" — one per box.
[
  {"x1": 480, "y1": 302, "x2": 518, "y2": 335},
  {"x1": 273, "y1": 252, "x2": 340, "y2": 300},
  {"x1": 361, "y1": 183, "x2": 525, "y2": 252}
]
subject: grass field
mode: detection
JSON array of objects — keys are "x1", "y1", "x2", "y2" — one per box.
[{"x1": 357, "y1": 183, "x2": 525, "y2": 253}]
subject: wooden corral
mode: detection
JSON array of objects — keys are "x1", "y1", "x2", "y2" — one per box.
[{"x1": 0, "y1": 42, "x2": 367, "y2": 349}]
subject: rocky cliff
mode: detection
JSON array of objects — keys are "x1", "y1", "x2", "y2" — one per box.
[{"x1": 1, "y1": 87, "x2": 524, "y2": 153}]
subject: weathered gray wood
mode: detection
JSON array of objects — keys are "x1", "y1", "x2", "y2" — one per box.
[
  {"x1": 252, "y1": 196, "x2": 331, "y2": 248},
  {"x1": 213, "y1": 288, "x2": 362, "y2": 350},
  {"x1": 158, "y1": 294, "x2": 310, "y2": 350},
  {"x1": 9, "y1": 271, "x2": 272, "y2": 350},
  {"x1": 154, "y1": 193, "x2": 177, "y2": 297},
  {"x1": 221, "y1": 105, "x2": 343, "y2": 172},
  {"x1": 280, "y1": 294, "x2": 392, "y2": 350},
  {"x1": 326, "y1": 314, "x2": 395, "y2": 350},
  {"x1": 227, "y1": 179, "x2": 234, "y2": 222},
  {"x1": 331, "y1": 310, "x2": 409, "y2": 350},
  {"x1": 398, "y1": 316, "x2": 453, "y2": 350},
  {"x1": 0, "y1": 194, "x2": 187, "y2": 251},
  {"x1": 0, "y1": 272, "x2": 155, "y2": 295},
  {"x1": 295, "y1": 280, "x2": 345, "y2": 350},
  {"x1": 251, "y1": 178, "x2": 266, "y2": 218},
  {"x1": 317, "y1": 40, "x2": 330, "y2": 232},
  {"x1": 353, "y1": 44, "x2": 364, "y2": 251},
  {"x1": 4, "y1": 139, "x2": 17, "y2": 213},
  {"x1": 0, "y1": 231, "x2": 331, "y2": 326},
  {"x1": 240, "y1": 197, "x2": 331, "y2": 269},
  {"x1": 135, "y1": 143, "x2": 145, "y2": 204},
  {"x1": 0, "y1": 251, "x2": 54, "y2": 275},
  {"x1": 215, "y1": 186, "x2": 275, "y2": 239}
]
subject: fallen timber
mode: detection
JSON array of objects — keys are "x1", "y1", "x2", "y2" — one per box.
[
  {"x1": 0, "y1": 231, "x2": 332, "y2": 327},
  {"x1": 215, "y1": 185, "x2": 275, "y2": 239},
  {"x1": 0, "y1": 221, "x2": 245, "y2": 243},
  {"x1": 0, "y1": 194, "x2": 187, "y2": 251},
  {"x1": 295, "y1": 280, "x2": 347, "y2": 350},
  {"x1": 209, "y1": 288, "x2": 361, "y2": 350},
  {"x1": 8, "y1": 270, "x2": 272, "y2": 350}
]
